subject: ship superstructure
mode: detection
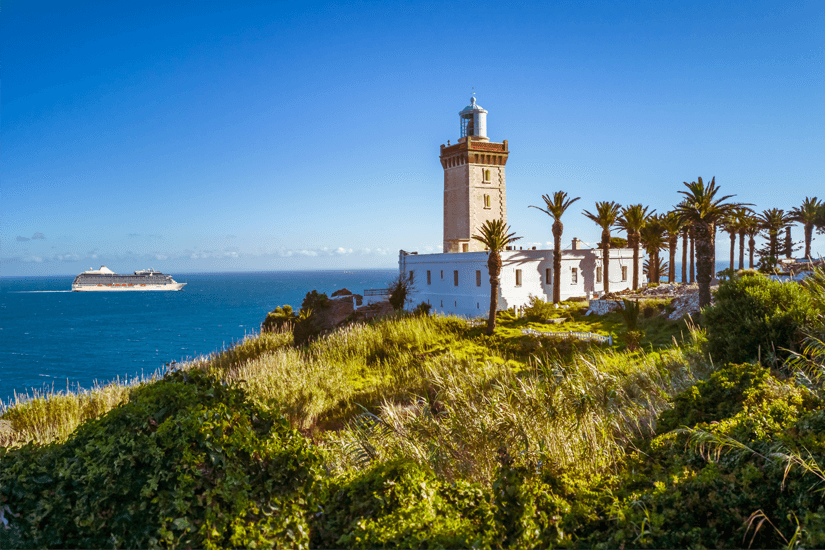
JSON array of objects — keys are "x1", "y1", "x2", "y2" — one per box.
[{"x1": 71, "y1": 266, "x2": 186, "y2": 291}]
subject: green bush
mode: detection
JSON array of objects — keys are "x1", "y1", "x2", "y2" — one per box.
[
  {"x1": 523, "y1": 295, "x2": 557, "y2": 322},
  {"x1": 704, "y1": 271, "x2": 820, "y2": 365},
  {"x1": 656, "y1": 362, "x2": 773, "y2": 433},
  {"x1": 313, "y1": 460, "x2": 497, "y2": 549},
  {"x1": 0, "y1": 369, "x2": 325, "y2": 549}
]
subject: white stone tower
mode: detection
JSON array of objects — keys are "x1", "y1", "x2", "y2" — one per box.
[{"x1": 441, "y1": 94, "x2": 509, "y2": 253}]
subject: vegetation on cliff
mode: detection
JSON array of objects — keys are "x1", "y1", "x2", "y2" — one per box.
[{"x1": 2, "y1": 268, "x2": 825, "y2": 548}]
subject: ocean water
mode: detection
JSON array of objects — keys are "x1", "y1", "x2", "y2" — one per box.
[{"x1": 0, "y1": 270, "x2": 396, "y2": 407}]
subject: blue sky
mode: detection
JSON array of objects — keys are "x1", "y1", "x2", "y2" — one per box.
[{"x1": 2, "y1": 0, "x2": 823, "y2": 276}]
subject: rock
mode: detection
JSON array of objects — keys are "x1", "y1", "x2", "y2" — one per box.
[
  {"x1": 351, "y1": 300, "x2": 394, "y2": 322},
  {"x1": 313, "y1": 294, "x2": 356, "y2": 332},
  {"x1": 331, "y1": 288, "x2": 353, "y2": 297}
]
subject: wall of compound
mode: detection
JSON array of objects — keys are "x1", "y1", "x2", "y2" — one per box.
[{"x1": 399, "y1": 248, "x2": 641, "y2": 318}]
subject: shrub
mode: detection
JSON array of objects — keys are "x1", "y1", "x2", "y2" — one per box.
[
  {"x1": 0, "y1": 369, "x2": 325, "y2": 549},
  {"x1": 313, "y1": 460, "x2": 497, "y2": 549},
  {"x1": 261, "y1": 304, "x2": 297, "y2": 332},
  {"x1": 656, "y1": 362, "x2": 773, "y2": 433},
  {"x1": 387, "y1": 273, "x2": 415, "y2": 311},
  {"x1": 703, "y1": 271, "x2": 819, "y2": 365},
  {"x1": 523, "y1": 295, "x2": 556, "y2": 322},
  {"x1": 412, "y1": 301, "x2": 432, "y2": 317}
]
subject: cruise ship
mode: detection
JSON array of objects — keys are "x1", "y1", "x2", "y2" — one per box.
[{"x1": 71, "y1": 266, "x2": 186, "y2": 291}]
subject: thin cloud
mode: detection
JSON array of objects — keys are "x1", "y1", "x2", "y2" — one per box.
[
  {"x1": 32, "y1": 233, "x2": 46, "y2": 240},
  {"x1": 16, "y1": 236, "x2": 30, "y2": 242}
]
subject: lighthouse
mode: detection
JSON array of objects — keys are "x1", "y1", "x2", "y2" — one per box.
[{"x1": 440, "y1": 94, "x2": 509, "y2": 253}]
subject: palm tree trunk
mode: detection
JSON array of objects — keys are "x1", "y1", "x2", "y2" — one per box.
[
  {"x1": 689, "y1": 228, "x2": 695, "y2": 284},
  {"x1": 630, "y1": 232, "x2": 640, "y2": 290},
  {"x1": 738, "y1": 229, "x2": 745, "y2": 270},
  {"x1": 487, "y1": 252, "x2": 501, "y2": 335},
  {"x1": 785, "y1": 226, "x2": 792, "y2": 259},
  {"x1": 710, "y1": 222, "x2": 717, "y2": 279},
  {"x1": 681, "y1": 229, "x2": 688, "y2": 284},
  {"x1": 749, "y1": 234, "x2": 756, "y2": 268},
  {"x1": 668, "y1": 236, "x2": 677, "y2": 284},
  {"x1": 695, "y1": 222, "x2": 713, "y2": 307},
  {"x1": 602, "y1": 229, "x2": 610, "y2": 295},
  {"x1": 648, "y1": 249, "x2": 659, "y2": 284},
  {"x1": 729, "y1": 232, "x2": 735, "y2": 271},
  {"x1": 805, "y1": 223, "x2": 813, "y2": 259},
  {"x1": 769, "y1": 231, "x2": 778, "y2": 263},
  {"x1": 552, "y1": 222, "x2": 562, "y2": 303}
]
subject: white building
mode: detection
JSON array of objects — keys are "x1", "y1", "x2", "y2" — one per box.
[{"x1": 389, "y1": 95, "x2": 642, "y2": 318}]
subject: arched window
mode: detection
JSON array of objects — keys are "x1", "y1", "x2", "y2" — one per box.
[
  {"x1": 483, "y1": 194, "x2": 491, "y2": 209},
  {"x1": 484, "y1": 169, "x2": 491, "y2": 181}
]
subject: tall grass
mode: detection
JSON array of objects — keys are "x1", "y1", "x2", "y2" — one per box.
[
  {"x1": 0, "y1": 372, "x2": 159, "y2": 447},
  {"x1": 323, "y1": 328, "x2": 710, "y2": 485},
  {"x1": 193, "y1": 314, "x2": 466, "y2": 429},
  {"x1": 2, "y1": 310, "x2": 712, "y2": 489}
]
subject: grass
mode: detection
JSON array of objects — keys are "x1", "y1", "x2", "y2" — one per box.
[{"x1": 1, "y1": 305, "x2": 709, "y2": 489}]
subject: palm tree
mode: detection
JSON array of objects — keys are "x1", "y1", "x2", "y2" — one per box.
[
  {"x1": 689, "y1": 225, "x2": 695, "y2": 283},
  {"x1": 720, "y1": 212, "x2": 742, "y2": 272},
  {"x1": 661, "y1": 211, "x2": 684, "y2": 285},
  {"x1": 743, "y1": 215, "x2": 760, "y2": 269},
  {"x1": 583, "y1": 201, "x2": 622, "y2": 295},
  {"x1": 791, "y1": 197, "x2": 823, "y2": 259},
  {"x1": 618, "y1": 204, "x2": 653, "y2": 290},
  {"x1": 640, "y1": 215, "x2": 668, "y2": 284},
  {"x1": 757, "y1": 208, "x2": 792, "y2": 268},
  {"x1": 472, "y1": 219, "x2": 522, "y2": 335},
  {"x1": 530, "y1": 192, "x2": 581, "y2": 303},
  {"x1": 675, "y1": 177, "x2": 743, "y2": 307},
  {"x1": 734, "y1": 209, "x2": 752, "y2": 271}
]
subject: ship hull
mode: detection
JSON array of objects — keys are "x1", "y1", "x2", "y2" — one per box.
[{"x1": 72, "y1": 283, "x2": 187, "y2": 292}]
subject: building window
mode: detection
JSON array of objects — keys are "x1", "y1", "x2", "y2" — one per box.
[
  {"x1": 571, "y1": 268, "x2": 578, "y2": 284},
  {"x1": 545, "y1": 268, "x2": 551, "y2": 285},
  {"x1": 596, "y1": 267, "x2": 602, "y2": 283},
  {"x1": 462, "y1": 243, "x2": 468, "y2": 252},
  {"x1": 427, "y1": 270, "x2": 431, "y2": 285},
  {"x1": 476, "y1": 270, "x2": 481, "y2": 287},
  {"x1": 440, "y1": 270, "x2": 443, "y2": 279},
  {"x1": 515, "y1": 269, "x2": 522, "y2": 287},
  {"x1": 621, "y1": 266, "x2": 628, "y2": 281},
  {"x1": 454, "y1": 270, "x2": 459, "y2": 286},
  {"x1": 483, "y1": 169, "x2": 491, "y2": 182},
  {"x1": 483, "y1": 194, "x2": 491, "y2": 209},
  {"x1": 440, "y1": 300, "x2": 443, "y2": 307},
  {"x1": 409, "y1": 270, "x2": 414, "y2": 282}
]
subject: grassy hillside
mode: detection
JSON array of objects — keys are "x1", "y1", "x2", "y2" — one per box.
[{"x1": 2, "y1": 273, "x2": 825, "y2": 548}]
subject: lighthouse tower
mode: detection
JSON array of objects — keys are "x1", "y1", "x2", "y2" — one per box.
[{"x1": 440, "y1": 94, "x2": 509, "y2": 253}]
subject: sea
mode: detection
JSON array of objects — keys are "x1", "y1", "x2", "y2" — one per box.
[{"x1": 0, "y1": 270, "x2": 396, "y2": 408}]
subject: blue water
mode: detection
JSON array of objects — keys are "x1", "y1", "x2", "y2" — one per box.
[{"x1": 0, "y1": 270, "x2": 395, "y2": 407}]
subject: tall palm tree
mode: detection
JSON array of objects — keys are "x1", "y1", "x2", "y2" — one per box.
[
  {"x1": 618, "y1": 204, "x2": 653, "y2": 290},
  {"x1": 734, "y1": 209, "x2": 752, "y2": 270},
  {"x1": 472, "y1": 219, "x2": 522, "y2": 335},
  {"x1": 529, "y1": 191, "x2": 580, "y2": 303},
  {"x1": 743, "y1": 215, "x2": 760, "y2": 269},
  {"x1": 720, "y1": 212, "x2": 741, "y2": 271},
  {"x1": 687, "y1": 225, "x2": 696, "y2": 284},
  {"x1": 661, "y1": 211, "x2": 684, "y2": 285},
  {"x1": 640, "y1": 215, "x2": 668, "y2": 284},
  {"x1": 675, "y1": 177, "x2": 743, "y2": 307},
  {"x1": 757, "y1": 208, "x2": 792, "y2": 268},
  {"x1": 791, "y1": 197, "x2": 823, "y2": 259},
  {"x1": 583, "y1": 201, "x2": 622, "y2": 295}
]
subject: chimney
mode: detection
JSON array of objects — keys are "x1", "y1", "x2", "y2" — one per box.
[{"x1": 571, "y1": 238, "x2": 581, "y2": 250}]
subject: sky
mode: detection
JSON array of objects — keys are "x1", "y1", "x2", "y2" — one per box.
[{"x1": 2, "y1": 0, "x2": 823, "y2": 276}]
